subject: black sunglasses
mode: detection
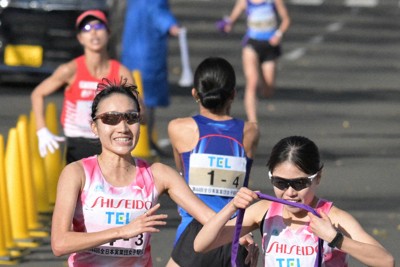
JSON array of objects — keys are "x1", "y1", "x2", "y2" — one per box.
[
  {"x1": 94, "y1": 111, "x2": 140, "y2": 125},
  {"x1": 268, "y1": 171, "x2": 318, "y2": 191}
]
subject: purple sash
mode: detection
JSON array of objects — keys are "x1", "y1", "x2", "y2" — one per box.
[{"x1": 231, "y1": 192, "x2": 323, "y2": 267}]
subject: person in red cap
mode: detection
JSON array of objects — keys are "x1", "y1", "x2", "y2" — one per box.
[
  {"x1": 75, "y1": 10, "x2": 109, "y2": 29},
  {"x1": 31, "y1": 9, "x2": 135, "y2": 164}
]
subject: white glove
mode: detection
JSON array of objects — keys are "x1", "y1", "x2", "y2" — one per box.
[{"x1": 36, "y1": 127, "x2": 65, "y2": 157}]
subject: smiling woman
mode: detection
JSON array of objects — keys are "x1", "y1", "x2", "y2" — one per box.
[{"x1": 50, "y1": 78, "x2": 216, "y2": 267}]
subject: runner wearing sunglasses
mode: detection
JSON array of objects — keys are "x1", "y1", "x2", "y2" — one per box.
[
  {"x1": 51, "y1": 78, "x2": 216, "y2": 266},
  {"x1": 194, "y1": 136, "x2": 394, "y2": 267},
  {"x1": 31, "y1": 10, "x2": 135, "y2": 164}
]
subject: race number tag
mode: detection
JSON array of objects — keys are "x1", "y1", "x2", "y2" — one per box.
[
  {"x1": 88, "y1": 233, "x2": 147, "y2": 257},
  {"x1": 189, "y1": 153, "x2": 246, "y2": 197},
  {"x1": 86, "y1": 209, "x2": 149, "y2": 257},
  {"x1": 247, "y1": 6, "x2": 277, "y2": 31}
]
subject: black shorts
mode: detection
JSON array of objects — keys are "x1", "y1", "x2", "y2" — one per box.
[
  {"x1": 171, "y1": 219, "x2": 250, "y2": 267},
  {"x1": 245, "y1": 38, "x2": 282, "y2": 63},
  {"x1": 66, "y1": 137, "x2": 101, "y2": 164}
]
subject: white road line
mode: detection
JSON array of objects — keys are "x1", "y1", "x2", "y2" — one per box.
[
  {"x1": 290, "y1": 0, "x2": 325, "y2": 5},
  {"x1": 326, "y1": 22, "x2": 344, "y2": 33},
  {"x1": 284, "y1": 47, "x2": 306, "y2": 61},
  {"x1": 344, "y1": 0, "x2": 378, "y2": 7},
  {"x1": 310, "y1": 35, "x2": 324, "y2": 44}
]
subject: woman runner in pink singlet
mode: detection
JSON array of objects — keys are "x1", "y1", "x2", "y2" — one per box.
[
  {"x1": 51, "y1": 78, "x2": 215, "y2": 267},
  {"x1": 194, "y1": 136, "x2": 394, "y2": 267}
]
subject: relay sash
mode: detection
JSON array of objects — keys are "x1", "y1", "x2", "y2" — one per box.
[{"x1": 230, "y1": 192, "x2": 323, "y2": 267}]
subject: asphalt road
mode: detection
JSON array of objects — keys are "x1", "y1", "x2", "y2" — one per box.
[{"x1": 0, "y1": 0, "x2": 399, "y2": 266}]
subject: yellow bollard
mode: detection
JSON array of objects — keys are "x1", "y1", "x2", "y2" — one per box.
[
  {"x1": 131, "y1": 70, "x2": 157, "y2": 161},
  {"x1": 44, "y1": 102, "x2": 62, "y2": 205},
  {"x1": 5, "y1": 128, "x2": 39, "y2": 248},
  {"x1": 28, "y1": 111, "x2": 51, "y2": 214},
  {"x1": 16, "y1": 115, "x2": 48, "y2": 238},
  {"x1": 17, "y1": 116, "x2": 40, "y2": 229},
  {"x1": 0, "y1": 134, "x2": 20, "y2": 265},
  {"x1": 0, "y1": 135, "x2": 8, "y2": 257}
]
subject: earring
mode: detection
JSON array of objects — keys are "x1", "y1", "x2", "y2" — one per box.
[{"x1": 195, "y1": 99, "x2": 200, "y2": 103}]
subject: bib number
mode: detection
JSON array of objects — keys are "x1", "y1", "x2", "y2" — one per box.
[{"x1": 189, "y1": 153, "x2": 246, "y2": 197}]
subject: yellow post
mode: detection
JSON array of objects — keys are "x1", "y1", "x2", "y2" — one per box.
[
  {"x1": 44, "y1": 102, "x2": 62, "y2": 205},
  {"x1": 5, "y1": 128, "x2": 39, "y2": 248},
  {"x1": 0, "y1": 134, "x2": 20, "y2": 265},
  {"x1": 28, "y1": 110, "x2": 51, "y2": 214},
  {"x1": 0, "y1": 135, "x2": 8, "y2": 257},
  {"x1": 131, "y1": 70, "x2": 156, "y2": 161},
  {"x1": 16, "y1": 115, "x2": 48, "y2": 238},
  {"x1": 17, "y1": 116, "x2": 41, "y2": 229}
]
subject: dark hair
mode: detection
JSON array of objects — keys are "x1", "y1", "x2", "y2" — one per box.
[
  {"x1": 267, "y1": 136, "x2": 323, "y2": 175},
  {"x1": 193, "y1": 57, "x2": 236, "y2": 112},
  {"x1": 91, "y1": 78, "x2": 140, "y2": 120}
]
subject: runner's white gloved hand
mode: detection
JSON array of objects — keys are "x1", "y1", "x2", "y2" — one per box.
[{"x1": 36, "y1": 127, "x2": 65, "y2": 157}]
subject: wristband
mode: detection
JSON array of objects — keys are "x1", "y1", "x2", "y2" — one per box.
[
  {"x1": 216, "y1": 17, "x2": 231, "y2": 32},
  {"x1": 274, "y1": 29, "x2": 283, "y2": 38},
  {"x1": 328, "y1": 231, "x2": 343, "y2": 248}
]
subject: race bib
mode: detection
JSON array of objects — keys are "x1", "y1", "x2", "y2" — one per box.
[
  {"x1": 88, "y1": 233, "x2": 148, "y2": 257},
  {"x1": 189, "y1": 153, "x2": 246, "y2": 197},
  {"x1": 248, "y1": 6, "x2": 277, "y2": 32}
]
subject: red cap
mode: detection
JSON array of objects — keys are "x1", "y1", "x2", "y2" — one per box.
[{"x1": 76, "y1": 10, "x2": 108, "y2": 29}]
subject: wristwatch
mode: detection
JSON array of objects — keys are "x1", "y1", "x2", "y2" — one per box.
[{"x1": 328, "y1": 231, "x2": 344, "y2": 248}]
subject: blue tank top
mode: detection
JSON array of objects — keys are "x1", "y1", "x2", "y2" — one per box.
[
  {"x1": 246, "y1": 0, "x2": 278, "y2": 40},
  {"x1": 174, "y1": 115, "x2": 253, "y2": 242}
]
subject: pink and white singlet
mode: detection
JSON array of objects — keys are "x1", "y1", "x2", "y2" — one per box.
[
  {"x1": 68, "y1": 156, "x2": 159, "y2": 267},
  {"x1": 261, "y1": 200, "x2": 349, "y2": 267}
]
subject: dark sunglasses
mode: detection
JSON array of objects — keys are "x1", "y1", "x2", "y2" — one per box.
[
  {"x1": 94, "y1": 111, "x2": 140, "y2": 125},
  {"x1": 268, "y1": 171, "x2": 318, "y2": 191},
  {"x1": 81, "y1": 22, "x2": 107, "y2": 32}
]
